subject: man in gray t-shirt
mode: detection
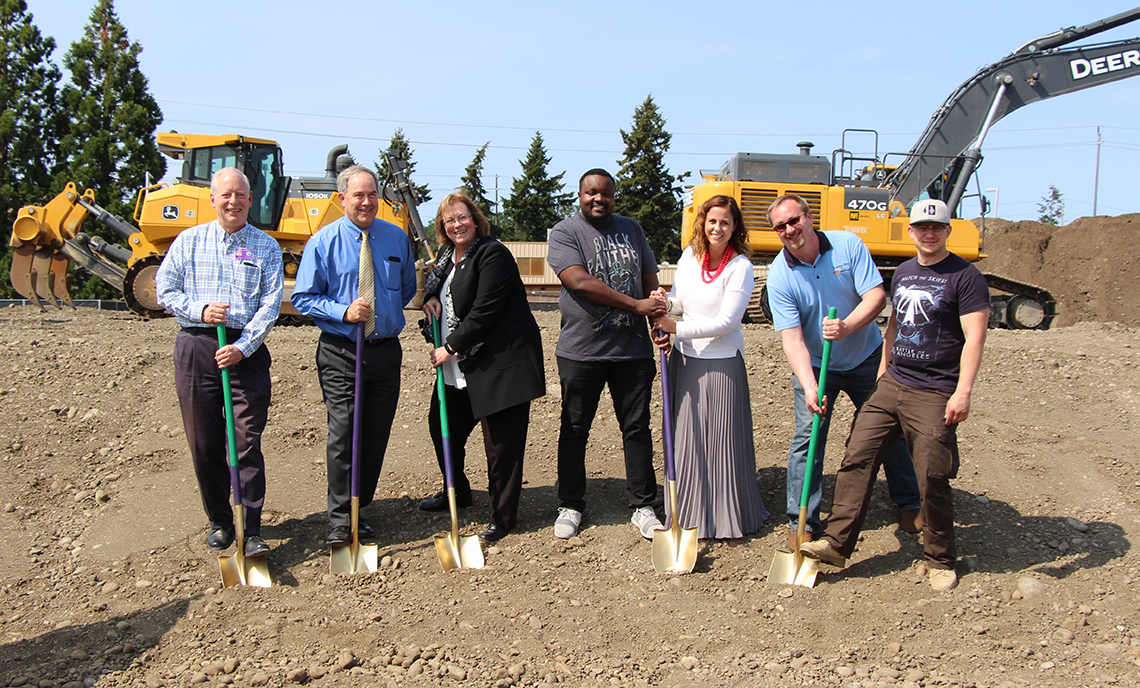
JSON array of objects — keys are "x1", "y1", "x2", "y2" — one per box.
[{"x1": 546, "y1": 169, "x2": 666, "y2": 541}]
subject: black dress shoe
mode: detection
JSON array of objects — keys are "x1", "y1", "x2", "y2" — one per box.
[
  {"x1": 357, "y1": 521, "x2": 376, "y2": 540},
  {"x1": 478, "y1": 524, "x2": 511, "y2": 543},
  {"x1": 326, "y1": 526, "x2": 351, "y2": 545},
  {"x1": 206, "y1": 527, "x2": 235, "y2": 551},
  {"x1": 244, "y1": 535, "x2": 270, "y2": 556},
  {"x1": 418, "y1": 490, "x2": 473, "y2": 512}
]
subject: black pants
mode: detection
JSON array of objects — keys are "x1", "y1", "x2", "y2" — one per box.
[
  {"x1": 173, "y1": 328, "x2": 271, "y2": 536},
  {"x1": 317, "y1": 333, "x2": 401, "y2": 529},
  {"x1": 556, "y1": 356, "x2": 657, "y2": 512},
  {"x1": 428, "y1": 384, "x2": 530, "y2": 529}
]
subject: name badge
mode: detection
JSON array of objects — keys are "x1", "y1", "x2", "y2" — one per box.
[{"x1": 236, "y1": 248, "x2": 254, "y2": 260}]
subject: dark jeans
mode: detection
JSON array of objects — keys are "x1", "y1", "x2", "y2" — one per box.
[
  {"x1": 317, "y1": 334, "x2": 401, "y2": 529},
  {"x1": 174, "y1": 328, "x2": 271, "y2": 536},
  {"x1": 556, "y1": 356, "x2": 656, "y2": 512},
  {"x1": 786, "y1": 347, "x2": 921, "y2": 533},
  {"x1": 428, "y1": 384, "x2": 530, "y2": 529},
  {"x1": 824, "y1": 374, "x2": 960, "y2": 569}
]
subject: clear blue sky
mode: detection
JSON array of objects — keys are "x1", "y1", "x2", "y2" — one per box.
[{"x1": 29, "y1": 0, "x2": 1140, "y2": 223}]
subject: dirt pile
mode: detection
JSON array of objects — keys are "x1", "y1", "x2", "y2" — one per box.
[
  {"x1": 975, "y1": 214, "x2": 1140, "y2": 327},
  {"x1": 0, "y1": 304, "x2": 1137, "y2": 687}
]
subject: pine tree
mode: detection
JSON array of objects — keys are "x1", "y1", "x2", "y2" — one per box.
[
  {"x1": 614, "y1": 94, "x2": 685, "y2": 262},
  {"x1": 0, "y1": 0, "x2": 66, "y2": 297},
  {"x1": 460, "y1": 142, "x2": 493, "y2": 219},
  {"x1": 1037, "y1": 184, "x2": 1064, "y2": 226},
  {"x1": 375, "y1": 127, "x2": 430, "y2": 205},
  {"x1": 59, "y1": 0, "x2": 164, "y2": 298},
  {"x1": 502, "y1": 132, "x2": 573, "y2": 241}
]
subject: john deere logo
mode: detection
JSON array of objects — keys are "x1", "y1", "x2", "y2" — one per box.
[{"x1": 162, "y1": 205, "x2": 178, "y2": 220}]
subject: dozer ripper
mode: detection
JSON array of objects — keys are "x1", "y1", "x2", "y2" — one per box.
[
  {"x1": 9, "y1": 132, "x2": 433, "y2": 318},
  {"x1": 682, "y1": 6, "x2": 1140, "y2": 330}
]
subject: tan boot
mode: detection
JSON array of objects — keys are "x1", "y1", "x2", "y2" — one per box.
[{"x1": 901, "y1": 509, "x2": 923, "y2": 534}]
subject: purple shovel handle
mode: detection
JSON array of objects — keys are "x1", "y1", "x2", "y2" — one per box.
[
  {"x1": 351, "y1": 322, "x2": 364, "y2": 499},
  {"x1": 659, "y1": 341, "x2": 676, "y2": 482}
]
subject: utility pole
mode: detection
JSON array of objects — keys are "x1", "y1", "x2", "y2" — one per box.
[
  {"x1": 1093, "y1": 126, "x2": 1102, "y2": 216},
  {"x1": 494, "y1": 174, "x2": 500, "y2": 227}
]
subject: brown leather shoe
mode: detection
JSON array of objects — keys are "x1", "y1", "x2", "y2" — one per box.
[
  {"x1": 901, "y1": 509, "x2": 923, "y2": 534},
  {"x1": 788, "y1": 529, "x2": 814, "y2": 550}
]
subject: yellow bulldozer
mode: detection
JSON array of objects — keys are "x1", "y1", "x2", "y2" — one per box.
[{"x1": 9, "y1": 132, "x2": 431, "y2": 318}]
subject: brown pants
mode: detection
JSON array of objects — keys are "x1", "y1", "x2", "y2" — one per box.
[{"x1": 823, "y1": 374, "x2": 960, "y2": 569}]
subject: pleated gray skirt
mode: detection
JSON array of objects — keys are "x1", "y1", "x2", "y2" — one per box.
[{"x1": 665, "y1": 350, "x2": 768, "y2": 539}]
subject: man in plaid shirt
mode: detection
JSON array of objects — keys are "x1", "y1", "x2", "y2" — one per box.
[{"x1": 156, "y1": 167, "x2": 284, "y2": 556}]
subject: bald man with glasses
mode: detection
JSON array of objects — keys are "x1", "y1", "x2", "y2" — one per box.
[{"x1": 765, "y1": 194, "x2": 923, "y2": 550}]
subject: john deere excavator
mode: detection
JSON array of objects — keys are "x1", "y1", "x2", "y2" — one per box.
[
  {"x1": 9, "y1": 132, "x2": 433, "y2": 318},
  {"x1": 682, "y1": 6, "x2": 1140, "y2": 330}
]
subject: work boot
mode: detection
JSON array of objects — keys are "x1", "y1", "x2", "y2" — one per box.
[
  {"x1": 901, "y1": 509, "x2": 923, "y2": 534},
  {"x1": 799, "y1": 539, "x2": 847, "y2": 568},
  {"x1": 788, "y1": 529, "x2": 814, "y2": 550}
]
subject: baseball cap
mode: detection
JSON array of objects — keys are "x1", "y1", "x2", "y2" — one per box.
[{"x1": 909, "y1": 199, "x2": 951, "y2": 225}]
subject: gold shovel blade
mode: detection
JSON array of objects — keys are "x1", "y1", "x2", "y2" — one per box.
[
  {"x1": 651, "y1": 524, "x2": 698, "y2": 574},
  {"x1": 330, "y1": 541, "x2": 379, "y2": 574},
  {"x1": 219, "y1": 552, "x2": 272, "y2": 589},
  {"x1": 767, "y1": 547, "x2": 820, "y2": 588},
  {"x1": 434, "y1": 532, "x2": 485, "y2": 572}
]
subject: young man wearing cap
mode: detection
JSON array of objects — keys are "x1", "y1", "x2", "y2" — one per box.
[{"x1": 799, "y1": 199, "x2": 990, "y2": 591}]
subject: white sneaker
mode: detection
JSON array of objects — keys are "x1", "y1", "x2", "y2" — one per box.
[
  {"x1": 631, "y1": 506, "x2": 664, "y2": 540},
  {"x1": 554, "y1": 508, "x2": 582, "y2": 539}
]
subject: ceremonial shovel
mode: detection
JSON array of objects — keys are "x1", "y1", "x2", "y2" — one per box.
[
  {"x1": 330, "y1": 322, "x2": 379, "y2": 574},
  {"x1": 431, "y1": 316, "x2": 484, "y2": 572},
  {"x1": 768, "y1": 306, "x2": 837, "y2": 588},
  {"x1": 651, "y1": 341, "x2": 698, "y2": 574},
  {"x1": 216, "y1": 325, "x2": 272, "y2": 588}
]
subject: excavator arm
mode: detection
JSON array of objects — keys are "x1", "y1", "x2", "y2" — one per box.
[{"x1": 886, "y1": 7, "x2": 1140, "y2": 209}]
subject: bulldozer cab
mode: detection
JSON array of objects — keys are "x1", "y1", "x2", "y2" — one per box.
[{"x1": 166, "y1": 137, "x2": 290, "y2": 233}]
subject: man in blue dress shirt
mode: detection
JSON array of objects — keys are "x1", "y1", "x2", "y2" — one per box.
[
  {"x1": 156, "y1": 167, "x2": 284, "y2": 556},
  {"x1": 292, "y1": 165, "x2": 418, "y2": 545}
]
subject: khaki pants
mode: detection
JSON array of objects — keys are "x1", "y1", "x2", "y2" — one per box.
[{"x1": 823, "y1": 374, "x2": 960, "y2": 570}]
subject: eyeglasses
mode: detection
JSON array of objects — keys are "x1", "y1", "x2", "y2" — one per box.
[
  {"x1": 444, "y1": 213, "x2": 472, "y2": 228},
  {"x1": 910, "y1": 223, "x2": 949, "y2": 234},
  {"x1": 772, "y1": 212, "x2": 805, "y2": 233}
]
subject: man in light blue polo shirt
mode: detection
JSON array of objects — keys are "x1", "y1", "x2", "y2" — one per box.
[{"x1": 766, "y1": 194, "x2": 921, "y2": 548}]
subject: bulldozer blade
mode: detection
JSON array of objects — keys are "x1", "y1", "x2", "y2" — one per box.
[
  {"x1": 49, "y1": 253, "x2": 74, "y2": 309},
  {"x1": 31, "y1": 250, "x2": 59, "y2": 308},
  {"x1": 767, "y1": 546, "x2": 820, "y2": 588},
  {"x1": 10, "y1": 244, "x2": 45, "y2": 310}
]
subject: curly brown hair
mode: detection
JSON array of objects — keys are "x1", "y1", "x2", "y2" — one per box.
[
  {"x1": 689, "y1": 195, "x2": 752, "y2": 259},
  {"x1": 433, "y1": 192, "x2": 492, "y2": 246}
]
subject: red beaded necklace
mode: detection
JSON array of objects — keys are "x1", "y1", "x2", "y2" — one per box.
[{"x1": 701, "y1": 247, "x2": 734, "y2": 283}]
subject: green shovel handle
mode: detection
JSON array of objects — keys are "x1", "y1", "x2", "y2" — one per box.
[{"x1": 798, "y1": 306, "x2": 837, "y2": 508}]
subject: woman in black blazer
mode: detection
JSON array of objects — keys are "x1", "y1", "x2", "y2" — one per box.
[{"x1": 419, "y1": 192, "x2": 546, "y2": 542}]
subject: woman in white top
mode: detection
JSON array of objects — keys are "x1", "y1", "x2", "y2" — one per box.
[{"x1": 653, "y1": 195, "x2": 767, "y2": 539}]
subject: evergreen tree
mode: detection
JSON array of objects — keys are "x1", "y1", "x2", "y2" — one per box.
[
  {"x1": 0, "y1": 0, "x2": 65, "y2": 297},
  {"x1": 1037, "y1": 184, "x2": 1064, "y2": 226},
  {"x1": 614, "y1": 94, "x2": 685, "y2": 262},
  {"x1": 59, "y1": 0, "x2": 164, "y2": 297},
  {"x1": 502, "y1": 132, "x2": 573, "y2": 241},
  {"x1": 375, "y1": 127, "x2": 430, "y2": 205},
  {"x1": 460, "y1": 142, "x2": 493, "y2": 219}
]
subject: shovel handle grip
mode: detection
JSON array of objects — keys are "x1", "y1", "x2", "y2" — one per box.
[
  {"x1": 431, "y1": 316, "x2": 456, "y2": 490},
  {"x1": 798, "y1": 306, "x2": 837, "y2": 509},
  {"x1": 217, "y1": 325, "x2": 242, "y2": 508}
]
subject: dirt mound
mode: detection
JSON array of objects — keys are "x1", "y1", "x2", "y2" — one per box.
[{"x1": 975, "y1": 214, "x2": 1140, "y2": 327}]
